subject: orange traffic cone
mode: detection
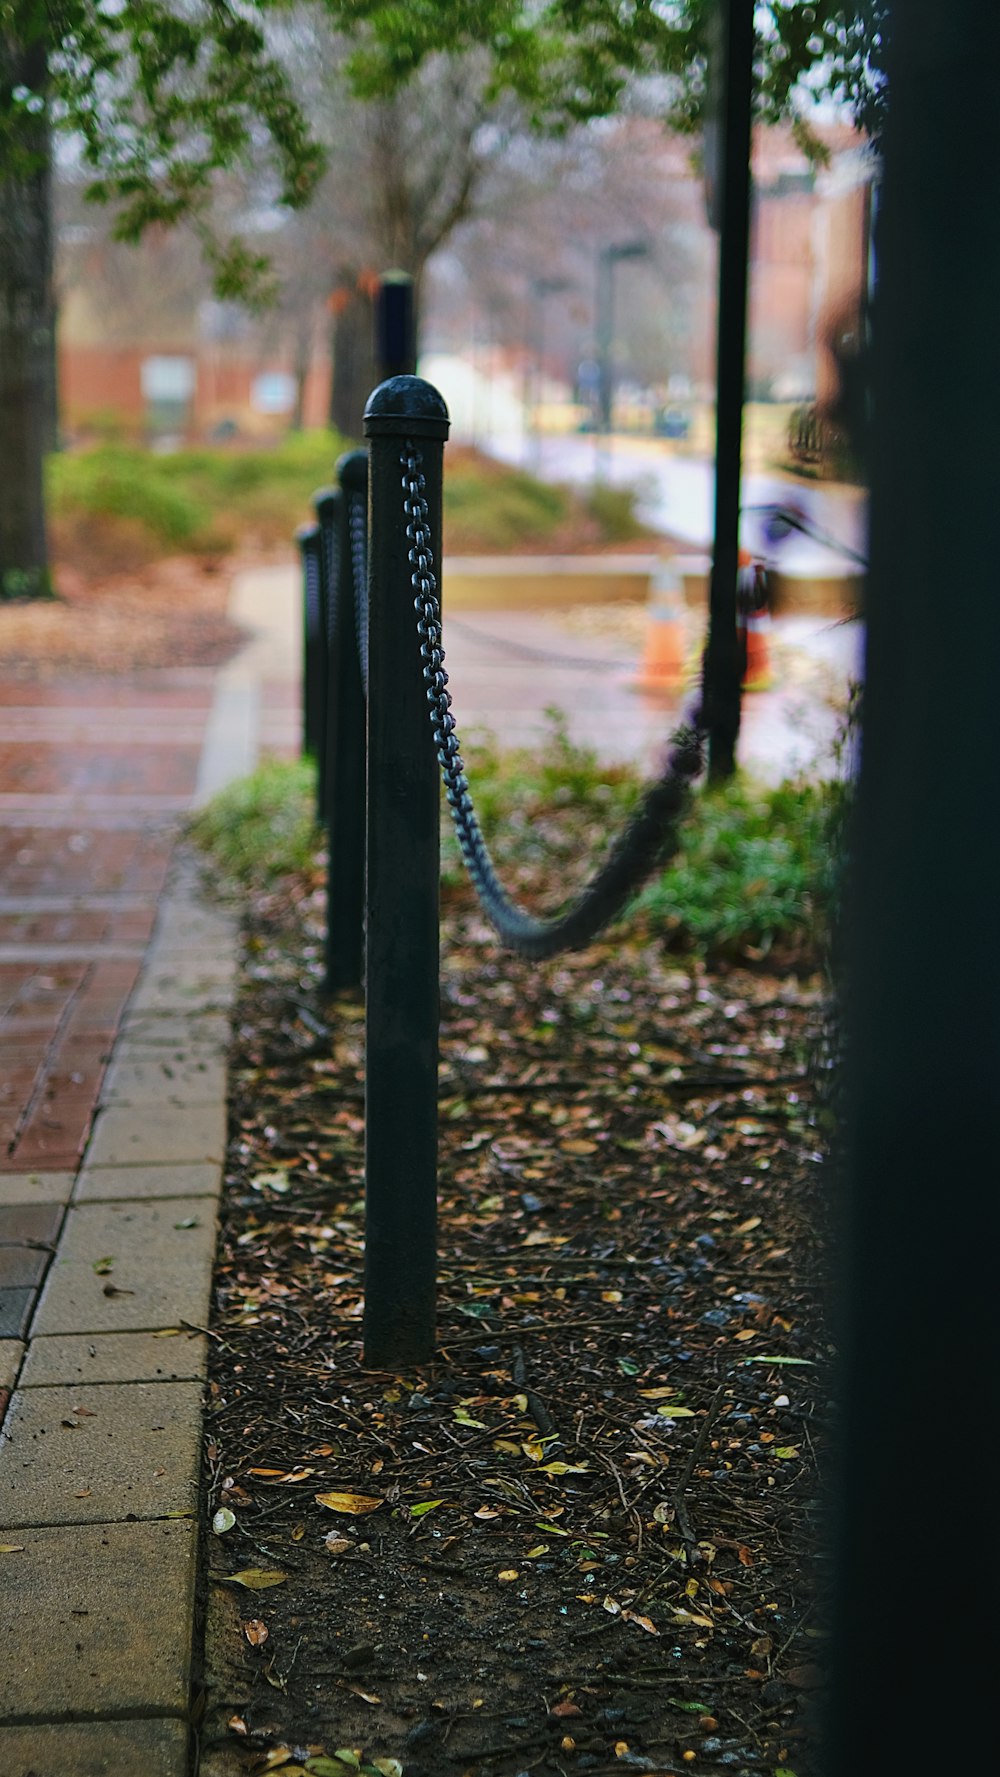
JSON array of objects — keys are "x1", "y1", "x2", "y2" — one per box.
[
  {"x1": 739, "y1": 556, "x2": 773, "y2": 691},
  {"x1": 634, "y1": 557, "x2": 688, "y2": 694}
]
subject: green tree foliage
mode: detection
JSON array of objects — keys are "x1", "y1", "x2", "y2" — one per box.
[
  {"x1": 325, "y1": 2, "x2": 887, "y2": 141},
  {"x1": 1, "y1": 0, "x2": 325, "y2": 292}
]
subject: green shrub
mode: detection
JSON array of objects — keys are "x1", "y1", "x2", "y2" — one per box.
[
  {"x1": 48, "y1": 448, "x2": 223, "y2": 552},
  {"x1": 189, "y1": 757, "x2": 319, "y2": 887}
]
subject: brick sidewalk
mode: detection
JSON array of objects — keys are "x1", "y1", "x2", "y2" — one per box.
[{"x1": 0, "y1": 656, "x2": 262, "y2": 1775}]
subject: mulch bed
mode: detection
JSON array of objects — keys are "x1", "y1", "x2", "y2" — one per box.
[
  {"x1": 198, "y1": 868, "x2": 833, "y2": 1777},
  {"x1": 0, "y1": 553, "x2": 245, "y2": 678}
]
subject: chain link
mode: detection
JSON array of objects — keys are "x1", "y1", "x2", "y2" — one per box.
[
  {"x1": 401, "y1": 442, "x2": 705, "y2": 960},
  {"x1": 348, "y1": 491, "x2": 370, "y2": 692}
]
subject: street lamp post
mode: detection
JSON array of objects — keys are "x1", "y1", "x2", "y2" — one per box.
[{"x1": 596, "y1": 240, "x2": 649, "y2": 467}]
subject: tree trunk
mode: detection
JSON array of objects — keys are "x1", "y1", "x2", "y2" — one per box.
[{"x1": 0, "y1": 30, "x2": 55, "y2": 599}]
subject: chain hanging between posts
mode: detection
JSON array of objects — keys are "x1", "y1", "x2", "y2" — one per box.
[{"x1": 401, "y1": 442, "x2": 706, "y2": 961}]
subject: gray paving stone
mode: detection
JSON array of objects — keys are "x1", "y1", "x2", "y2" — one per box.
[
  {"x1": 0, "y1": 1204, "x2": 63, "y2": 1246},
  {"x1": 0, "y1": 1379, "x2": 202, "y2": 1527},
  {"x1": 0, "y1": 1339, "x2": 23, "y2": 1389},
  {"x1": 116, "y1": 1010, "x2": 230, "y2": 1050},
  {"x1": 74, "y1": 1161, "x2": 221, "y2": 1202},
  {"x1": 0, "y1": 1173, "x2": 74, "y2": 1207},
  {"x1": 98, "y1": 1052, "x2": 225, "y2": 1105},
  {"x1": 83, "y1": 1102, "x2": 226, "y2": 1167},
  {"x1": 0, "y1": 1290, "x2": 33, "y2": 1339},
  {"x1": 127, "y1": 957, "x2": 238, "y2": 1015},
  {"x1": 0, "y1": 1248, "x2": 48, "y2": 1290},
  {"x1": 19, "y1": 1330, "x2": 208, "y2": 1387},
  {"x1": 0, "y1": 1718, "x2": 188, "y2": 1777},
  {"x1": 0, "y1": 1519, "x2": 194, "y2": 1719},
  {"x1": 30, "y1": 1198, "x2": 218, "y2": 1335}
]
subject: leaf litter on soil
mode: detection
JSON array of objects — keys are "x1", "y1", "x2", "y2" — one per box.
[{"x1": 201, "y1": 865, "x2": 833, "y2": 1777}]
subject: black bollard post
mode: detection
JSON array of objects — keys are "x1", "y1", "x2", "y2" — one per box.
[
  {"x1": 296, "y1": 522, "x2": 323, "y2": 761},
  {"x1": 312, "y1": 487, "x2": 338, "y2": 825},
  {"x1": 362, "y1": 375, "x2": 449, "y2": 1370},
  {"x1": 324, "y1": 450, "x2": 368, "y2": 996},
  {"x1": 374, "y1": 272, "x2": 417, "y2": 381}
]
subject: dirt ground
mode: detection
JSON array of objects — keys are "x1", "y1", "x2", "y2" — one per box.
[{"x1": 197, "y1": 865, "x2": 833, "y2": 1777}]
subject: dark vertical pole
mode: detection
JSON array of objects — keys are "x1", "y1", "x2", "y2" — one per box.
[
  {"x1": 375, "y1": 273, "x2": 417, "y2": 381},
  {"x1": 362, "y1": 375, "x2": 449, "y2": 1369},
  {"x1": 325, "y1": 450, "x2": 368, "y2": 996},
  {"x1": 312, "y1": 487, "x2": 337, "y2": 824},
  {"x1": 827, "y1": 7, "x2": 1000, "y2": 1770},
  {"x1": 296, "y1": 522, "x2": 322, "y2": 761},
  {"x1": 703, "y1": 0, "x2": 754, "y2": 781}
]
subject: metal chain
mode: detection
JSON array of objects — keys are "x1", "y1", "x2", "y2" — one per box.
[
  {"x1": 401, "y1": 441, "x2": 706, "y2": 961},
  {"x1": 348, "y1": 490, "x2": 370, "y2": 693}
]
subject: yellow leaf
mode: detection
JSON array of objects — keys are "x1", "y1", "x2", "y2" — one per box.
[
  {"x1": 657, "y1": 1405, "x2": 695, "y2": 1418},
  {"x1": 498, "y1": 1569, "x2": 520, "y2": 1582},
  {"x1": 225, "y1": 1569, "x2": 288, "y2": 1590},
  {"x1": 672, "y1": 1608, "x2": 714, "y2": 1628},
  {"x1": 601, "y1": 1290, "x2": 623, "y2": 1304},
  {"x1": 250, "y1": 1467, "x2": 315, "y2": 1483},
  {"x1": 540, "y1": 1459, "x2": 589, "y2": 1475},
  {"x1": 314, "y1": 1491, "x2": 383, "y2": 1515},
  {"x1": 0, "y1": 1543, "x2": 25, "y2": 1554},
  {"x1": 525, "y1": 1545, "x2": 549, "y2": 1559},
  {"x1": 522, "y1": 1231, "x2": 570, "y2": 1247},
  {"x1": 734, "y1": 1215, "x2": 762, "y2": 1233},
  {"x1": 560, "y1": 1139, "x2": 598, "y2": 1155},
  {"x1": 638, "y1": 1387, "x2": 677, "y2": 1399}
]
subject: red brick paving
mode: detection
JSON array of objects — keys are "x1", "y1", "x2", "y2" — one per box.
[{"x1": 0, "y1": 673, "x2": 212, "y2": 1186}]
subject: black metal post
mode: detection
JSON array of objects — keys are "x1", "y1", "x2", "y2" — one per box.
[
  {"x1": 826, "y1": 5, "x2": 1000, "y2": 1767},
  {"x1": 374, "y1": 272, "x2": 417, "y2": 381},
  {"x1": 312, "y1": 486, "x2": 338, "y2": 824},
  {"x1": 296, "y1": 522, "x2": 323, "y2": 761},
  {"x1": 703, "y1": 0, "x2": 753, "y2": 781},
  {"x1": 324, "y1": 450, "x2": 368, "y2": 996},
  {"x1": 362, "y1": 375, "x2": 449, "y2": 1369}
]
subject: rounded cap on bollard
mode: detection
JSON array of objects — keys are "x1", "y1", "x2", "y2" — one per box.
[
  {"x1": 312, "y1": 485, "x2": 340, "y2": 521},
  {"x1": 336, "y1": 447, "x2": 370, "y2": 492},
  {"x1": 294, "y1": 521, "x2": 321, "y2": 549},
  {"x1": 364, "y1": 375, "x2": 450, "y2": 440}
]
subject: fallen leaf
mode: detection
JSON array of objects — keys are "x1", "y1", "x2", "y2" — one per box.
[
  {"x1": 453, "y1": 1407, "x2": 487, "y2": 1428},
  {"x1": 524, "y1": 1544, "x2": 549, "y2": 1558},
  {"x1": 498, "y1": 1569, "x2": 520, "y2": 1581},
  {"x1": 324, "y1": 1534, "x2": 353, "y2": 1556},
  {"x1": 212, "y1": 1507, "x2": 236, "y2": 1534},
  {"x1": 243, "y1": 1619, "x2": 269, "y2": 1647},
  {"x1": 93, "y1": 1256, "x2": 114, "y2": 1274},
  {"x1": 744, "y1": 1356, "x2": 814, "y2": 1366},
  {"x1": 603, "y1": 1596, "x2": 621, "y2": 1615},
  {"x1": 249, "y1": 1467, "x2": 315, "y2": 1483},
  {"x1": 408, "y1": 1499, "x2": 444, "y2": 1517},
  {"x1": 539, "y1": 1459, "x2": 589, "y2": 1475},
  {"x1": 657, "y1": 1404, "x2": 696, "y2": 1418},
  {"x1": 622, "y1": 1609, "x2": 659, "y2": 1635},
  {"x1": 551, "y1": 1701, "x2": 583, "y2": 1719},
  {"x1": 560, "y1": 1138, "x2": 598, "y2": 1154},
  {"x1": 224, "y1": 1569, "x2": 288, "y2": 1590},
  {"x1": 0, "y1": 1543, "x2": 25, "y2": 1553},
  {"x1": 775, "y1": 1446, "x2": 800, "y2": 1459},
  {"x1": 173, "y1": 1217, "x2": 200, "y2": 1229},
  {"x1": 474, "y1": 1505, "x2": 501, "y2": 1520},
  {"x1": 734, "y1": 1215, "x2": 762, "y2": 1233},
  {"x1": 314, "y1": 1491, "x2": 383, "y2": 1515}
]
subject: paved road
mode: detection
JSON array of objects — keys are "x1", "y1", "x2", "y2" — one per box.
[{"x1": 489, "y1": 432, "x2": 869, "y2": 578}]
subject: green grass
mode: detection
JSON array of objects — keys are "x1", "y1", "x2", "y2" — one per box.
[
  {"x1": 192, "y1": 718, "x2": 844, "y2": 964},
  {"x1": 189, "y1": 757, "x2": 320, "y2": 888}
]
